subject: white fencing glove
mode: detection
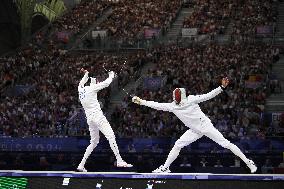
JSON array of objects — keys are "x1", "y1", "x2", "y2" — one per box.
[
  {"x1": 132, "y1": 96, "x2": 142, "y2": 105},
  {"x1": 108, "y1": 71, "x2": 115, "y2": 78}
]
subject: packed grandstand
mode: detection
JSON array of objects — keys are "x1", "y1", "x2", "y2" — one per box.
[{"x1": 0, "y1": 0, "x2": 283, "y2": 173}]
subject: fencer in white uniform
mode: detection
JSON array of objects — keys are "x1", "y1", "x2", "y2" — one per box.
[
  {"x1": 132, "y1": 78, "x2": 257, "y2": 173},
  {"x1": 77, "y1": 68, "x2": 132, "y2": 172}
]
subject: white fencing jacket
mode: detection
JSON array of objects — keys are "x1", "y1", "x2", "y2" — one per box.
[
  {"x1": 140, "y1": 87, "x2": 224, "y2": 132},
  {"x1": 78, "y1": 72, "x2": 114, "y2": 119}
]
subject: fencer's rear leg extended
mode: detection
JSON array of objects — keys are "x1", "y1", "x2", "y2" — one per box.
[{"x1": 204, "y1": 123, "x2": 257, "y2": 173}]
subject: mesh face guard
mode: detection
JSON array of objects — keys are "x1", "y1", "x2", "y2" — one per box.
[
  {"x1": 174, "y1": 88, "x2": 181, "y2": 104},
  {"x1": 173, "y1": 88, "x2": 186, "y2": 104}
]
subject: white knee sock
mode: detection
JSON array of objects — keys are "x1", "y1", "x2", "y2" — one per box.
[
  {"x1": 79, "y1": 143, "x2": 97, "y2": 167},
  {"x1": 163, "y1": 146, "x2": 181, "y2": 168},
  {"x1": 229, "y1": 144, "x2": 249, "y2": 164},
  {"x1": 108, "y1": 138, "x2": 123, "y2": 163}
]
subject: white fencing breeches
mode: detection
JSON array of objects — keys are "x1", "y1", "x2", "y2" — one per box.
[
  {"x1": 163, "y1": 120, "x2": 249, "y2": 168},
  {"x1": 79, "y1": 116, "x2": 123, "y2": 168}
]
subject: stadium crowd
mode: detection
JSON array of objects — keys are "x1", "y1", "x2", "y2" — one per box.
[
  {"x1": 0, "y1": 44, "x2": 280, "y2": 138},
  {"x1": 0, "y1": 0, "x2": 112, "y2": 91},
  {"x1": 231, "y1": 0, "x2": 277, "y2": 37},
  {"x1": 0, "y1": 0, "x2": 281, "y2": 141},
  {"x1": 183, "y1": 0, "x2": 237, "y2": 34},
  {"x1": 52, "y1": 0, "x2": 110, "y2": 39},
  {"x1": 99, "y1": 0, "x2": 182, "y2": 39},
  {"x1": 0, "y1": 0, "x2": 283, "y2": 174},
  {"x1": 0, "y1": 0, "x2": 148, "y2": 137},
  {"x1": 183, "y1": 0, "x2": 277, "y2": 37},
  {"x1": 0, "y1": 50, "x2": 146, "y2": 137}
]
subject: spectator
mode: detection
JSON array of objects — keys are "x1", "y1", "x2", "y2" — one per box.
[
  {"x1": 230, "y1": 158, "x2": 241, "y2": 168},
  {"x1": 135, "y1": 155, "x2": 147, "y2": 172},
  {"x1": 128, "y1": 144, "x2": 137, "y2": 153},
  {"x1": 179, "y1": 157, "x2": 192, "y2": 167},
  {"x1": 200, "y1": 157, "x2": 208, "y2": 167},
  {"x1": 261, "y1": 159, "x2": 274, "y2": 173},
  {"x1": 214, "y1": 159, "x2": 224, "y2": 167},
  {"x1": 278, "y1": 158, "x2": 284, "y2": 168},
  {"x1": 13, "y1": 155, "x2": 24, "y2": 170},
  {"x1": 39, "y1": 156, "x2": 50, "y2": 170},
  {"x1": 152, "y1": 144, "x2": 163, "y2": 153}
]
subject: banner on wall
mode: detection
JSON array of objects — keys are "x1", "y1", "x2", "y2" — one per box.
[
  {"x1": 245, "y1": 74, "x2": 264, "y2": 89},
  {"x1": 91, "y1": 30, "x2": 107, "y2": 38},
  {"x1": 244, "y1": 81, "x2": 262, "y2": 88},
  {"x1": 0, "y1": 138, "x2": 78, "y2": 152},
  {"x1": 182, "y1": 28, "x2": 198, "y2": 37},
  {"x1": 257, "y1": 26, "x2": 273, "y2": 35},
  {"x1": 143, "y1": 77, "x2": 163, "y2": 90},
  {"x1": 1, "y1": 137, "x2": 284, "y2": 152},
  {"x1": 144, "y1": 28, "x2": 160, "y2": 39},
  {"x1": 57, "y1": 31, "x2": 71, "y2": 43},
  {"x1": 5, "y1": 84, "x2": 35, "y2": 97}
]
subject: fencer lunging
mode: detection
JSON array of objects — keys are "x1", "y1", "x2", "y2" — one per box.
[
  {"x1": 77, "y1": 68, "x2": 132, "y2": 172},
  {"x1": 132, "y1": 78, "x2": 257, "y2": 173}
]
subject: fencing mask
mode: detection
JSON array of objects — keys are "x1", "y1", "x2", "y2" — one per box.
[{"x1": 173, "y1": 88, "x2": 187, "y2": 104}]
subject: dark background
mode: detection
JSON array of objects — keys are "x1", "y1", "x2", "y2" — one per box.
[{"x1": 0, "y1": 0, "x2": 20, "y2": 55}]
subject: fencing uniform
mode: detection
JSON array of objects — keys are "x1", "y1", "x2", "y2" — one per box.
[
  {"x1": 77, "y1": 71, "x2": 132, "y2": 172},
  {"x1": 133, "y1": 86, "x2": 257, "y2": 173}
]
